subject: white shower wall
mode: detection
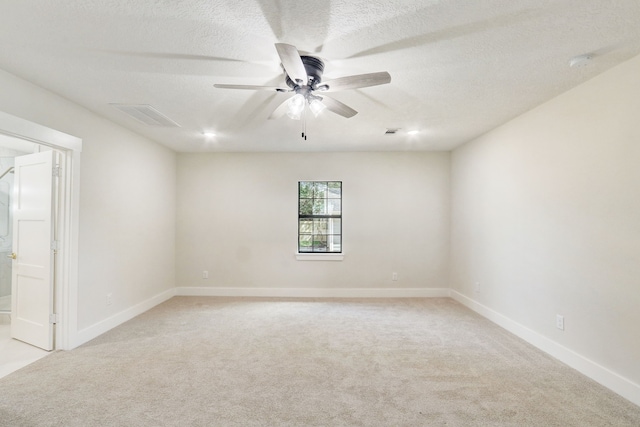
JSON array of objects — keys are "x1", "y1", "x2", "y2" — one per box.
[
  {"x1": 0, "y1": 145, "x2": 35, "y2": 312},
  {"x1": 0, "y1": 156, "x2": 14, "y2": 311}
]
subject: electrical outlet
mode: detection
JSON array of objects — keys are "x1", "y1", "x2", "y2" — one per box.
[
  {"x1": 474, "y1": 282, "x2": 480, "y2": 294},
  {"x1": 556, "y1": 314, "x2": 564, "y2": 331},
  {"x1": 202, "y1": 270, "x2": 209, "y2": 279},
  {"x1": 106, "y1": 293, "x2": 113, "y2": 306},
  {"x1": 392, "y1": 272, "x2": 398, "y2": 281}
]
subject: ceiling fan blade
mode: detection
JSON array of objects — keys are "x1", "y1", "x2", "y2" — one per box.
[
  {"x1": 99, "y1": 50, "x2": 246, "y2": 63},
  {"x1": 214, "y1": 84, "x2": 290, "y2": 92},
  {"x1": 319, "y1": 72, "x2": 391, "y2": 92},
  {"x1": 275, "y1": 43, "x2": 307, "y2": 85},
  {"x1": 321, "y1": 96, "x2": 358, "y2": 118},
  {"x1": 268, "y1": 97, "x2": 291, "y2": 120}
]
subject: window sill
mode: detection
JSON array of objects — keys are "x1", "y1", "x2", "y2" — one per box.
[{"x1": 296, "y1": 253, "x2": 344, "y2": 261}]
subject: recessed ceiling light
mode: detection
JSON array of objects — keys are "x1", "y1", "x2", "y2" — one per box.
[
  {"x1": 407, "y1": 130, "x2": 420, "y2": 135},
  {"x1": 203, "y1": 132, "x2": 216, "y2": 138}
]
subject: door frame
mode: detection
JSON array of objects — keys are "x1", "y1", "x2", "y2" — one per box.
[{"x1": 0, "y1": 110, "x2": 81, "y2": 350}]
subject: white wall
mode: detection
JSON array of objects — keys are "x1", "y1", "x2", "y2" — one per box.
[
  {"x1": 450, "y1": 54, "x2": 640, "y2": 396},
  {"x1": 176, "y1": 152, "x2": 450, "y2": 294},
  {"x1": 0, "y1": 69, "x2": 176, "y2": 334},
  {"x1": 2, "y1": 52, "x2": 637, "y2": 404}
]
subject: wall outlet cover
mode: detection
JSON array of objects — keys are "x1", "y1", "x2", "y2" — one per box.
[{"x1": 556, "y1": 314, "x2": 564, "y2": 330}]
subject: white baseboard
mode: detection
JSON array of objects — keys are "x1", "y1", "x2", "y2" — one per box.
[
  {"x1": 72, "y1": 287, "x2": 176, "y2": 349},
  {"x1": 450, "y1": 290, "x2": 640, "y2": 407},
  {"x1": 66, "y1": 285, "x2": 639, "y2": 407},
  {"x1": 175, "y1": 286, "x2": 451, "y2": 299},
  {"x1": 70, "y1": 287, "x2": 447, "y2": 348}
]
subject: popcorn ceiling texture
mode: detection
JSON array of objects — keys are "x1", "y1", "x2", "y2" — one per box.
[{"x1": 1, "y1": 1, "x2": 640, "y2": 152}]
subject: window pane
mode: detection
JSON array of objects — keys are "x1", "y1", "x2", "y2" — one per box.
[
  {"x1": 299, "y1": 198, "x2": 312, "y2": 215},
  {"x1": 328, "y1": 235, "x2": 341, "y2": 252},
  {"x1": 299, "y1": 182, "x2": 313, "y2": 198},
  {"x1": 313, "y1": 218, "x2": 328, "y2": 234},
  {"x1": 328, "y1": 218, "x2": 341, "y2": 234},
  {"x1": 313, "y1": 182, "x2": 327, "y2": 198},
  {"x1": 312, "y1": 235, "x2": 327, "y2": 252},
  {"x1": 328, "y1": 199, "x2": 341, "y2": 215},
  {"x1": 312, "y1": 199, "x2": 327, "y2": 215},
  {"x1": 299, "y1": 235, "x2": 312, "y2": 251},
  {"x1": 299, "y1": 219, "x2": 313, "y2": 234},
  {"x1": 328, "y1": 182, "x2": 341, "y2": 198}
]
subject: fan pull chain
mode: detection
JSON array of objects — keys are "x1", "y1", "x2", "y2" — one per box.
[{"x1": 302, "y1": 105, "x2": 307, "y2": 140}]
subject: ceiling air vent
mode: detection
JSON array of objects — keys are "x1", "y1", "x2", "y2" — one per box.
[
  {"x1": 110, "y1": 104, "x2": 181, "y2": 127},
  {"x1": 385, "y1": 128, "x2": 400, "y2": 135}
]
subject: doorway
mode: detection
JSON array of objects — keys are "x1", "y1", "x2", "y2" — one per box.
[
  {"x1": 0, "y1": 110, "x2": 82, "y2": 352},
  {"x1": 0, "y1": 140, "x2": 39, "y2": 317},
  {"x1": 0, "y1": 139, "x2": 56, "y2": 376}
]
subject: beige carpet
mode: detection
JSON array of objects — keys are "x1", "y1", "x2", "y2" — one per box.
[{"x1": 1, "y1": 297, "x2": 639, "y2": 426}]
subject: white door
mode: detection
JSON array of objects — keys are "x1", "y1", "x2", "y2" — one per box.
[{"x1": 11, "y1": 150, "x2": 56, "y2": 350}]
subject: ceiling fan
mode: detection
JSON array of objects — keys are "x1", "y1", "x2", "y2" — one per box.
[{"x1": 214, "y1": 43, "x2": 391, "y2": 121}]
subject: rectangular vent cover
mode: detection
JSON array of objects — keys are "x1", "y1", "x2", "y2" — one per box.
[
  {"x1": 385, "y1": 128, "x2": 400, "y2": 134},
  {"x1": 110, "y1": 104, "x2": 181, "y2": 127}
]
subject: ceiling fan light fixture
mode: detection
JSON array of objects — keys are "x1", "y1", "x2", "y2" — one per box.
[
  {"x1": 287, "y1": 94, "x2": 305, "y2": 120},
  {"x1": 308, "y1": 98, "x2": 326, "y2": 117},
  {"x1": 214, "y1": 43, "x2": 390, "y2": 123}
]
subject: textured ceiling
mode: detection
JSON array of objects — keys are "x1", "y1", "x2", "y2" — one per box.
[{"x1": 1, "y1": 0, "x2": 640, "y2": 152}]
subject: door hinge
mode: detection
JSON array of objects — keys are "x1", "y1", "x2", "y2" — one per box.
[
  {"x1": 49, "y1": 313, "x2": 58, "y2": 324},
  {"x1": 51, "y1": 240, "x2": 60, "y2": 252},
  {"x1": 53, "y1": 165, "x2": 62, "y2": 177}
]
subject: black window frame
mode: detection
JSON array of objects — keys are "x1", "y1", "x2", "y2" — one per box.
[{"x1": 298, "y1": 181, "x2": 342, "y2": 253}]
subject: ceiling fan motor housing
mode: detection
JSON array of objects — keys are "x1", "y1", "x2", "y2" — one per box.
[{"x1": 285, "y1": 56, "x2": 325, "y2": 88}]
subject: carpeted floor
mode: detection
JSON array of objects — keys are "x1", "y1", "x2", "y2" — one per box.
[{"x1": 1, "y1": 297, "x2": 639, "y2": 426}]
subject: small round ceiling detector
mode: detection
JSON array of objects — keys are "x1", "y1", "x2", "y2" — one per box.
[{"x1": 569, "y1": 54, "x2": 592, "y2": 68}]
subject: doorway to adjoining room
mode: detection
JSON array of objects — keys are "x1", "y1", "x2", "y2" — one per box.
[
  {"x1": 0, "y1": 136, "x2": 38, "y2": 317},
  {"x1": 0, "y1": 134, "x2": 52, "y2": 377}
]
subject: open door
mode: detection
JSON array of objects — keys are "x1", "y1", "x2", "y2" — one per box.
[{"x1": 10, "y1": 150, "x2": 56, "y2": 350}]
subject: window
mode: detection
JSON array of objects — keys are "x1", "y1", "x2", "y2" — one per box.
[{"x1": 298, "y1": 181, "x2": 342, "y2": 253}]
